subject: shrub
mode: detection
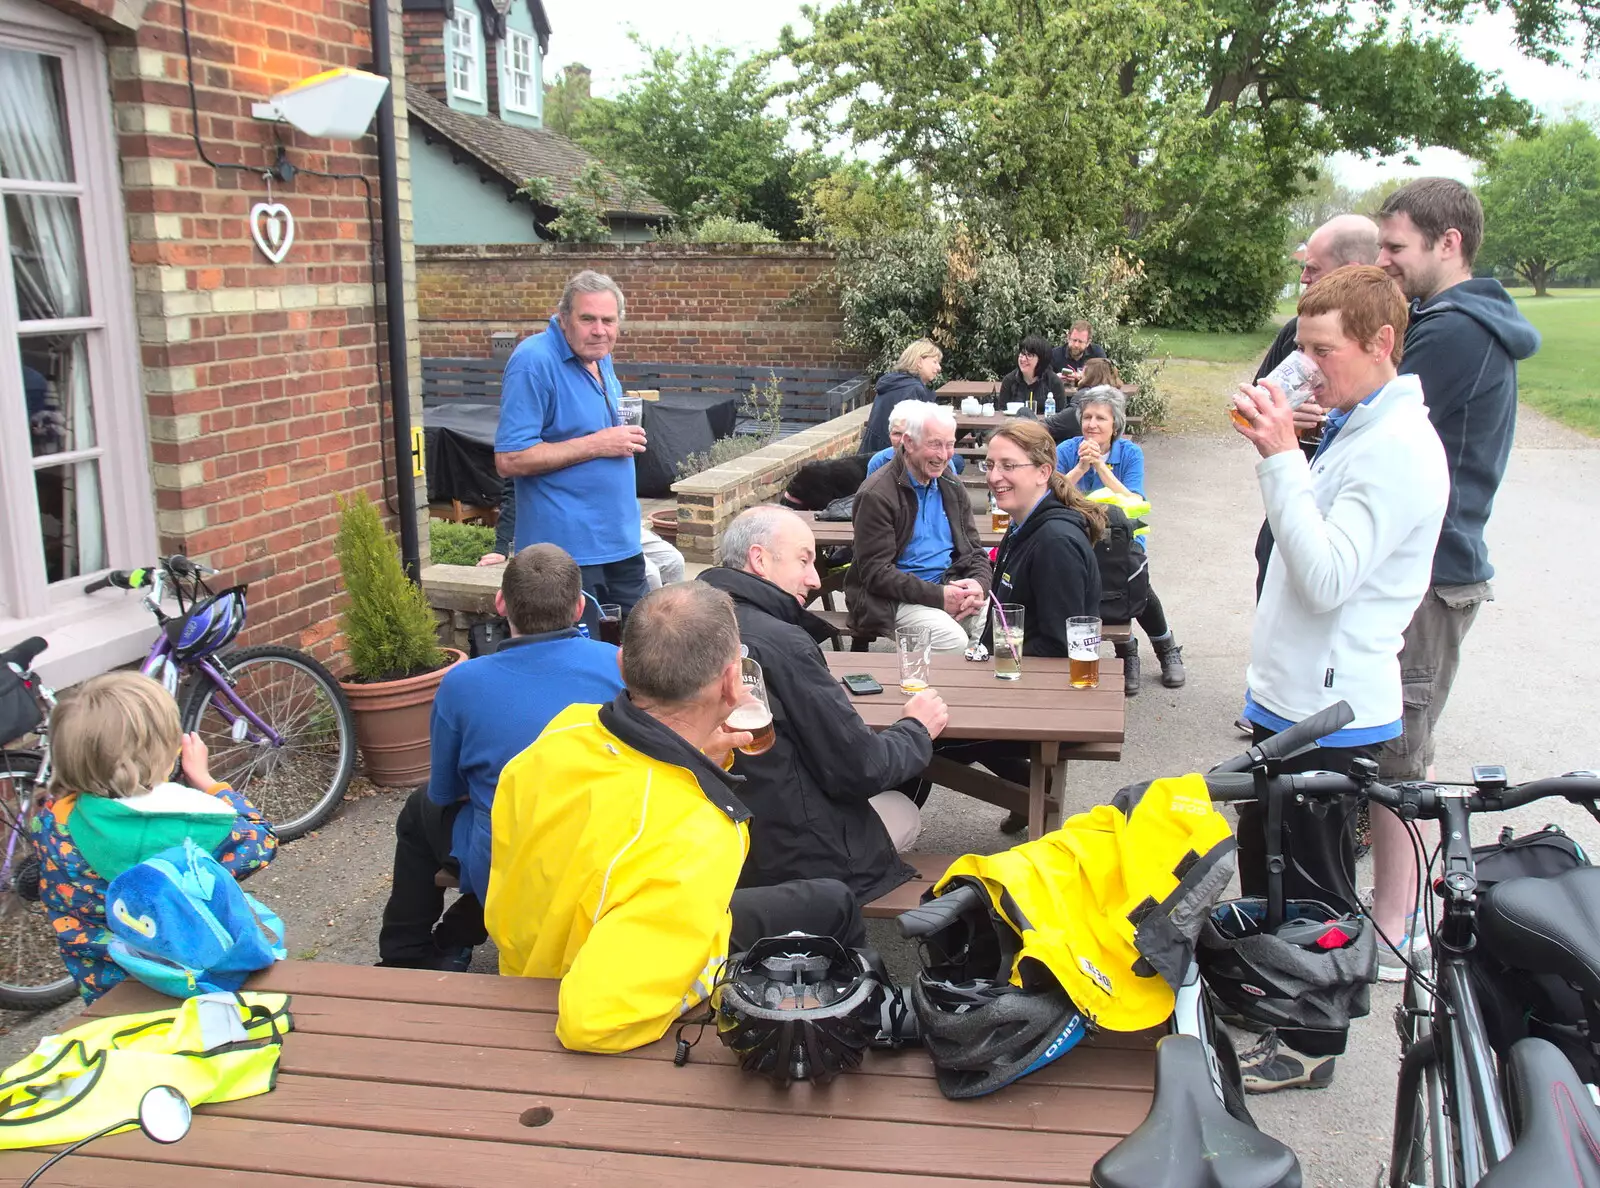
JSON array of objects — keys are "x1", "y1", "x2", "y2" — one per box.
[
  {"x1": 336, "y1": 493, "x2": 448, "y2": 682},
  {"x1": 833, "y1": 226, "x2": 1167, "y2": 425},
  {"x1": 429, "y1": 521, "x2": 496, "y2": 566},
  {"x1": 658, "y1": 215, "x2": 780, "y2": 244}
]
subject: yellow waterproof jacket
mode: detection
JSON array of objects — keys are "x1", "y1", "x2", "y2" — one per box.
[
  {"x1": 485, "y1": 694, "x2": 751, "y2": 1054},
  {"x1": 934, "y1": 774, "x2": 1235, "y2": 1031},
  {"x1": 0, "y1": 991, "x2": 290, "y2": 1149},
  {"x1": 1085, "y1": 487, "x2": 1151, "y2": 540}
]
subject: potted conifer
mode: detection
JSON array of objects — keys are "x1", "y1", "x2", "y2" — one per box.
[{"x1": 334, "y1": 493, "x2": 463, "y2": 787}]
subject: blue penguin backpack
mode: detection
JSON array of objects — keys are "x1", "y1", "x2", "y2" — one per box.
[{"x1": 104, "y1": 839, "x2": 286, "y2": 998}]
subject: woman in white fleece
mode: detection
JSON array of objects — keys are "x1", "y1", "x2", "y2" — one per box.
[{"x1": 1227, "y1": 265, "x2": 1448, "y2": 1093}]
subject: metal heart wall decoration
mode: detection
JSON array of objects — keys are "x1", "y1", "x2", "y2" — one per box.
[{"x1": 249, "y1": 201, "x2": 295, "y2": 264}]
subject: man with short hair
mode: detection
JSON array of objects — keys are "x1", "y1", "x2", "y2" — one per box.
[
  {"x1": 864, "y1": 400, "x2": 964, "y2": 477},
  {"x1": 1367, "y1": 178, "x2": 1540, "y2": 959},
  {"x1": 495, "y1": 270, "x2": 649, "y2": 615},
  {"x1": 1230, "y1": 265, "x2": 1449, "y2": 1091},
  {"x1": 1051, "y1": 320, "x2": 1107, "y2": 383},
  {"x1": 848, "y1": 404, "x2": 992, "y2": 653},
  {"x1": 376, "y1": 544, "x2": 623, "y2": 970},
  {"x1": 485, "y1": 583, "x2": 867, "y2": 1053},
  {"x1": 701, "y1": 506, "x2": 949, "y2": 903}
]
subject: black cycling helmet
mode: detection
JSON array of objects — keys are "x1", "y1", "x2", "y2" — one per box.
[
  {"x1": 899, "y1": 879, "x2": 1089, "y2": 1099},
  {"x1": 714, "y1": 934, "x2": 883, "y2": 1085},
  {"x1": 1198, "y1": 896, "x2": 1376, "y2": 1042}
]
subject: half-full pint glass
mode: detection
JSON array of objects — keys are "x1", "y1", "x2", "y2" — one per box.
[
  {"x1": 896, "y1": 624, "x2": 933, "y2": 694},
  {"x1": 992, "y1": 604, "x2": 1024, "y2": 680},
  {"x1": 731, "y1": 658, "x2": 775, "y2": 755},
  {"x1": 1067, "y1": 616, "x2": 1101, "y2": 689}
]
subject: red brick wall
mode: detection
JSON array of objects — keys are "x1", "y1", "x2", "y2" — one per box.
[
  {"x1": 401, "y1": 9, "x2": 445, "y2": 101},
  {"x1": 113, "y1": 0, "x2": 421, "y2": 666},
  {"x1": 416, "y1": 243, "x2": 866, "y2": 369}
]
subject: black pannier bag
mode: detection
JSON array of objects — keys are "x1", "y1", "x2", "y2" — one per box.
[
  {"x1": 1095, "y1": 503, "x2": 1150, "y2": 626},
  {"x1": 0, "y1": 664, "x2": 42, "y2": 748}
]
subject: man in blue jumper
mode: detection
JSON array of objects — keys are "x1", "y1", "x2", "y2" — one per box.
[
  {"x1": 495, "y1": 270, "x2": 649, "y2": 615},
  {"x1": 376, "y1": 544, "x2": 624, "y2": 970}
]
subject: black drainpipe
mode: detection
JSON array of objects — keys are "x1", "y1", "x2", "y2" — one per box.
[{"x1": 369, "y1": 0, "x2": 422, "y2": 582}]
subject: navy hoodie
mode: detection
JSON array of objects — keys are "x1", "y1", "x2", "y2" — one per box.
[
  {"x1": 1399, "y1": 278, "x2": 1540, "y2": 586},
  {"x1": 862, "y1": 369, "x2": 937, "y2": 454}
]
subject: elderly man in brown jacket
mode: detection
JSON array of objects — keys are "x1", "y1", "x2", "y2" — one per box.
[{"x1": 847, "y1": 403, "x2": 993, "y2": 651}]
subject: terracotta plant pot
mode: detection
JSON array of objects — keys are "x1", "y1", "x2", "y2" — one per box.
[
  {"x1": 339, "y1": 649, "x2": 465, "y2": 788},
  {"x1": 649, "y1": 508, "x2": 678, "y2": 542}
]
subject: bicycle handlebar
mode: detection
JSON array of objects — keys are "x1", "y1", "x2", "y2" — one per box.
[
  {"x1": 1204, "y1": 770, "x2": 1600, "y2": 819},
  {"x1": 1210, "y1": 701, "x2": 1356, "y2": 774},
  {"x1": 82, "y1": 556, "x2": 215, "y2": 595}
]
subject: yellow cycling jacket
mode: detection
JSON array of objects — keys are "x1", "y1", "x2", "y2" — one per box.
[
  {"x1": 1085, "y1": 487, "x2": 1151, "y2": 539},
  {"x1": 934, "y1": 774, "x2": 1235, "y2": 1031},
  {"x1": 485, "y1": 694, "x2": 751, "y2": 1054},
  {"x1": 0, "y1": 991, "x2": 290, "y2": 1149}
]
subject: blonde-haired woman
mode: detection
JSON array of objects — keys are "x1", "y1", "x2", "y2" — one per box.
[{"x1": 862, "y1": 338, "x2": 942, "y2": 454}]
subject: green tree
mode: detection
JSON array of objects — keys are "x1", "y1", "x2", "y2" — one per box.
[
  {"x1": 1288, "y1": 161, "x2": 1360, "y2": 247},
  {"x1": 542, "y1": 64, "x2": 593, "y2": 137},
  {"x1": 803, "y1": 163, "x2": 930, "y2": 243},
  {"x1": 1478, "y1": 119, "x2": 1600, "y2": 296},
  {"x1": 517, "y1": 163, "x2": 646, "y2": 242},
  {"x1": 780, "y1": 0, "x2": 1562, "y2": 328},
  {"x1": 573, "y1": 39, "x2": 811, "y2": 237}
]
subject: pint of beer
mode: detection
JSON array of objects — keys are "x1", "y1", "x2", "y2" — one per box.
[
  {"x1": 895, "y1": 624, "x2": 933, "y2": 695},
  {"x1": 733, "y1": 658, "x2": 776, "y2": 755},
  {"x1": 990, "y1": 508, "x2": 1011, "y2": 533},
  {"x1": 1067, "y1": 616, "x2": 1101, "y2": 689}
]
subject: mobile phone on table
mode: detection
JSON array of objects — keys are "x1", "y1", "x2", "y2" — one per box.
[{"x1": 841, "y1": 673, "x2": 884, "y2": 696}]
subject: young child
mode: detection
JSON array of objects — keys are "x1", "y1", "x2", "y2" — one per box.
[{"x1": 31, "y1": 672, "x2": 277, "y2": 1002}]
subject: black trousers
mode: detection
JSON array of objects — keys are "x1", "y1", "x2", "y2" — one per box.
[
  {"x1": 580, "y1": 554, "x2": 650, "y2": 616},
  {"x1": 1233, "y1": 724, "x2": 1376, "y2": 916},
  {"x1": 377, "y1": 788, "x2": 488, "y2": 967},
  {"x1": 729, "y1": 878, "x2": 867, "y2": 952},
  {"x1": 1137, "y1": 588, "x2": 1170, "y2": 640}
]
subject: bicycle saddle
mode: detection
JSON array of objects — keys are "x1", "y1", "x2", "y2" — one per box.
[
  {"x1": 1091, "y1": 1035, "x2": 1300, "y2": 1188},
  {"x1": 1478, "y1": 1037, "x2": 1600, "y2": 1188},
  {"x1": 1480, "y1": 867, "x2": 1600, "y2": 1001}
]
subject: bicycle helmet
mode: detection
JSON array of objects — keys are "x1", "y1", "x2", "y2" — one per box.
[
  {"x1": 1198, "y1": 896, "x2": 1376, "y2": 1046},
  {"x1": 166, "y1": 587, "x2": 247, "y2": 661},
  {"x1": 714, "y1": 934, "x2": 883, "y2": 1085},
  {"x1": 899, "y1": 879, "x2": 1089, "y2": 1099}
]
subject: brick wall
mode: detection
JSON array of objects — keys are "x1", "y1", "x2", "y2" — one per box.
[
  {"x1": 111, "y1": 0, "x2": 424, "y2": 667},
  {"x1": 416, "y1": 243, "x2": 866, "y2": 369},
  {"x1": 401, "y1": 8, "x2": 445, "y2": 101}
]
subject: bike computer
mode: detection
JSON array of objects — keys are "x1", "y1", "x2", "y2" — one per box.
[{"x1": 1472, "y1": 764, "x2": 1509, "y2": 792}]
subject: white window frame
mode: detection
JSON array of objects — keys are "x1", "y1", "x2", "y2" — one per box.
[
  {"x1": 503, "y1": 28, "x2": 537, "y2": 115},
  {"x1": 448, "y1": 8, "x2": 482, "y2": 102},
  {"x1": 0, "y1": 0, "x2": 158, "y2": 667}
]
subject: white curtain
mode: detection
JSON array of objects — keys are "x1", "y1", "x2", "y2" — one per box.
[{"x1": 0, "y1": 48, "x2": 103, "y2": 576}]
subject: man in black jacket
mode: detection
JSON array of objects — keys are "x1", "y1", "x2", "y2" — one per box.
[{"x1": 700, "y1": 506, "x2": 949, "y2": 905}]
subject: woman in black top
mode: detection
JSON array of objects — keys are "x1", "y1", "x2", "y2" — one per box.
[{"x1": 998, "y1": 335, "x2": 1068, "y2": 417}]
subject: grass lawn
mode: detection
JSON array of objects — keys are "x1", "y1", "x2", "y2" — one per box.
[{"x1": 1505, "y1": 288, "x2": 1599, "y2": 437}]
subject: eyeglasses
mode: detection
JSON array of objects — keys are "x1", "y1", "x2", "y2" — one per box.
[{"x1": 988, "y1": 460, "x2": 1045, "y2": 474}]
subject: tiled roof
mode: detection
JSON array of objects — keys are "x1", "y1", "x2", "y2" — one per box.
[{"x1": 407, "y1": 89, "x2": 671, "y2": 220}]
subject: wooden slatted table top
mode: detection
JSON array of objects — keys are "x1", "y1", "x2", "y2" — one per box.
[
  {"x1": 799, "y1": 510, "x2": 1006, "y2": 550},
  {"x1": 824, "y1": 652, "x2": 1125, "y2": 744},
  {"x1": 8, "y1": 961, "x2": 1159, "y2": 1186}
]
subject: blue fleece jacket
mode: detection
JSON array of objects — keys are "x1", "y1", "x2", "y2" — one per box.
[
  {"x1": 425, "y1": 628, "x2": 622, "y2": 899},
  {"x1": 862, "y1": 370, "x2": 938, "y2": 454},
  {"x1": 1399, "y1": 278, "x2": 1539, "y2": 585}
]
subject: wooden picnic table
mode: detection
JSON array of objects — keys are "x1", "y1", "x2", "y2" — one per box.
[
  {"x1": 6, "y1": 961, "x2": 1160, "y2": 1186},
  {"x1": 935, "y1": 379, "x2": 1001, "y2": 400},
  {"x1": 799, "y1": 509, "x2": 1006, "y2": 550},
  {"x1": 825, "y1": 651, "x2": 1124, "y2": 840}
]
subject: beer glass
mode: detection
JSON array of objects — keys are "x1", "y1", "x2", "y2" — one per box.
[
  {"x1": 618, "y1": 396, "x2": 645, "y2": 427},
  {"x1": 597, "y1": 603, "x2": 623, "y2": 647},
  {"x1": 992, "y1": 604, "x2": 1024, "y2": 681},
  {"x1": 990, "y1": 506, "x2": 1011, "y2": 533},
  {"x1": 1067, "y1": 616, "x2": 1101, "y2": 689},
  {"x1": 1228, "y1": 350, "x2": 1325, "y2": 428},
  {"x1": 895, "y1": 625, "x2": 933, "y2": 695},
  {"x1": 729, "y1": 657, "x2": 775, "y2": 756}
]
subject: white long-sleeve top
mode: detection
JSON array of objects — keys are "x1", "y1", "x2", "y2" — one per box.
[{"x1": 1248, "y1": 372, "x2": 1449, "y2": 729}]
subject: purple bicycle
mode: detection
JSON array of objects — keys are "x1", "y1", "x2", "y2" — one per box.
[{"x1": 0, "y1": 555, "x2": 353, "y2": 1007}]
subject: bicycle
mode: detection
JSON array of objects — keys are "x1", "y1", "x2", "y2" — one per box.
[
  {"x1": 1197, "y1": 701, "x2": 1600, "y2": 1188},
  {"x1": 0, "y1": 555, "x2": 355, "y2": 1008}
]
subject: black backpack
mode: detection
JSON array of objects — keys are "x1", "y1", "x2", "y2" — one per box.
[
  {"x1": 1094, "y1": 504, "x2": 1150, "y2": 626},
  {"x1": 1469, "y1": 824, "x2": 1598, "y2": 1080}
]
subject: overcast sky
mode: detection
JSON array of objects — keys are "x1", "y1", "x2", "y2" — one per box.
[{"x1": 541, "y1": 1, "x2": 1594, "y2": 190}]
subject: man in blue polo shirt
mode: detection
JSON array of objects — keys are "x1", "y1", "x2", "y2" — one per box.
[
  {"x1": 376, "y1": 543, "x2": 624, "y2": 970},
  {"x1": 495, "y1": 270, "x2": 649, "y2": 613}
]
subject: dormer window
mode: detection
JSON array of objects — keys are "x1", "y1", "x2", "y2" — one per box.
[
  {"x1": 449, "y1": 8, "x2": 481, "y2": 102},
  {"x1": 504, "y1": 29, "x2": 538, "y2": 115}
]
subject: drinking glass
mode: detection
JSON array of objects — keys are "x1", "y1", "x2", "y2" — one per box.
[
  {"x1": 618, "y1": 396, "x2": 645, "y2": 426},
  {"x1": 895, "y1": 625, "x2": 933, "y2": 695},
  {"x1": 597, "y1": 603, "x2": 622, "y2": 646},
  {"x1": 1067, "y1": 616, "x2": 1102, "y2": 689},
  {"x1": 991, "y1": 604, "x2": 1024, "y2": 681},
  {"x1": 729, "y1": 657, "x2": 775, "y2": 755}
]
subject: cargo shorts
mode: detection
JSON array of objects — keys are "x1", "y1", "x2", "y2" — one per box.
[{"x1": 1377, "y1": 582, "x2": 1493, "y2": 781}]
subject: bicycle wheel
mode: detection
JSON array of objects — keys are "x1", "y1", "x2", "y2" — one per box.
[
  {"x1": 1389, "y1": 966, "x2": 1452, "y2": 1188},
  {"x1": 181, "y1": 645, "x2": 355, "y2": 842},
  {"x1": 0, "y1": 753, "x2": 77, "y2": 1009}
]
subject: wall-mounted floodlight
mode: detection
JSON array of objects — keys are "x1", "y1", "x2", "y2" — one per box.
[{"x1": 251, "y1": 68, "x2": 390, "y2": 139}]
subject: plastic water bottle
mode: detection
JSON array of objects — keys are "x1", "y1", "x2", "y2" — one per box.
[{"x1": 1044, "y1": 393, "x2": 1056, "y2": 418}]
